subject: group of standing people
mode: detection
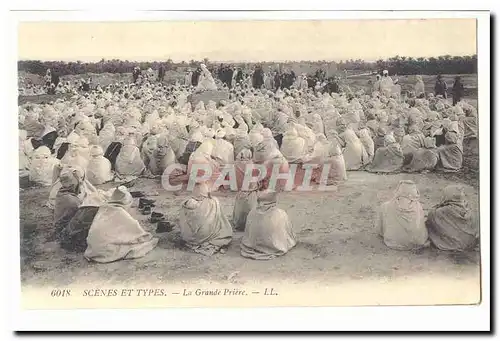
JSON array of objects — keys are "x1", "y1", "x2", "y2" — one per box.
[
  {"x1": 375, "y1": 70, "x2": 466, "y2": 106},
  {"x1": 434, "y1": 74, "x2": 466, "y2": 106},
  {"x1": 132, "y1": 65, "x2": 167, "y2": 84},
  {"x1": 195, "y1": 64, "x2": 341, "y2": 95}
]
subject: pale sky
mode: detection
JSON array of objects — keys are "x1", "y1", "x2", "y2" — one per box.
[{"x1": 18, "y1": 19, "x2": 477, "y2": 62}]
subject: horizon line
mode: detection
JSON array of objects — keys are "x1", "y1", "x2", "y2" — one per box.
[{"x1": 17, "y1": 54, "x2": 477, "y2": 64}]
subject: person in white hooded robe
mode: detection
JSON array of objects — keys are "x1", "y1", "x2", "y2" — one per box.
[
  {"x1": 141, "y1": 132, "x2": 158, "y2": 171},
  {"x1": 149, "y1": 135, "x2": 177, "y2": 176},
  {"x1": 401, "y1": 124, "x2": 426, "y2": 160},
  {"x1": 233, "y1": 115, "x2": 249, "y2": 134},
  {"x1": 379, "y1": 70, "x2": 394, "y2": 98},
  {"x1": 98, "y1": 119, "x2": 115, "y2": 152},
  {"x1": 311, "y1": 114, "x2": 325, "y2": 135},
  {"x1": 29, "y1": 146, "x2": 60, "y2": 187},
  {"x1": 179, "y1": 181, "x2": 232, "y2": 256},
  {"x1": 85, "y1": 186, "x2": 158, "y2": 263},
  {"x1": 367, "y1": 133, "x2": 404, "y2": 173},
  {"x1": 241, "y1": 190, "x2": 297, "y2": 260},
  {"x1": 188, "y1": 138, "x2": 221, "y2": 190},
  {"x1": 232, "y1": 148, "x2": 258, "y2": 230},
  {"x1": 295, "y1": 117, "x2": 316, "y2": 151},
  {"x1": 261, "y1": 128, "x2": 279, "y2": 150},
  {"x1": 170, "y1": 122, "x2": 190, "y2": 160},
  {"x1": 337, "y1": 125, "x2": 369, "y2": 170},
  {"x1": 377, "y1": 180, "x2": 429, "y2": 251},
  {"x1": 19, "y1": 130, "x2": 30, "y2": 171},
  {"x1": 48, "y1": 164, "x2": 103, "y2": 209},
  {"x1": 86, "y1": 145, "x2": 114, "y2": 185},
  {"x1": 356, "y1": 127, "x2": 375, "y2": 163},
  {"x1": 253, "y1": 133, "x2": 290, "y2": 193},
  {"x1": 61, "y1": 135, "x2": 91, "y2": 170},
  {"x1": 196, "y1": 64, "x2": 218, "y2": 92},
  {"x1": 414, "y1": 75, "x2": 426, "y2": 98},
  {"x1": 212, "y1": 129, "x2": 235, "y2": 167},
  {"x1": 75, "y1": 120, "x2": 98, "y2": 146},
  {"x1": 115, "y1": 137, "x2": 146, "y2": 178},
  {"x1": 319, "y1": 131, "x2": 348, "y2": 184},
  {"x1": 280, "y1": 127, "x2": 307, "y2": 163}
]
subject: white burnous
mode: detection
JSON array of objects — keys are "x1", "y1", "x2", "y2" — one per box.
[{"x1": 196, "y1": 64, "x2": 218, "y2": 92}]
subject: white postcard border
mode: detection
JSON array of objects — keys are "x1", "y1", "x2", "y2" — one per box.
[{"x1": 3, "y1": 8, "x2": 491, "y2": 332}]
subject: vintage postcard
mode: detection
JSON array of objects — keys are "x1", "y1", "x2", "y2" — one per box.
[{"x1": 9, "y1": 9, "x2": 490, "y2": 331}]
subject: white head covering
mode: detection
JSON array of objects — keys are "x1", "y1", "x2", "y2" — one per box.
[
  {"x1": 285, "y1": 128, "x2": 298, "y2": 137},
  {"x1": 193, "y1": 139, "x2": 215, "y2": 158},
  {"x1": 90, "y1": 145, "x2": 104, "y2": 157},
  {"x1": 215, "y1": 129, "x2": 226, "y2": 139},
  {"x1": 261, "y1": 128, "x2": 273, "y2": 139},
  {"x1": 190, "y1": 131, "x2": 205, "y2": 143},
  {"x1": 109, "y1": 186, "x2": 133, "y2": 207},
  {"x1": 248, "y1": 131, "x2": 264, "y2": 147}
]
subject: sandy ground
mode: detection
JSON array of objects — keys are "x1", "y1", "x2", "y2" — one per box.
[{"x1": 20, "y1": 167, "x2": 480, "y2": 292}]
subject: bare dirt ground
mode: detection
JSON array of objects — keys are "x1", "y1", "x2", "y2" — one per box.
[{"x1": 20, "y1": 152, "x2": 479, "y2": 292}]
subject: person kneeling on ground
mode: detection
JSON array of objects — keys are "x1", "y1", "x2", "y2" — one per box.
[
  {"x1": 402, "y1": 136, "x2": 439, "y2": 173},
  {"x1": 29, "y1": 146, "x2": 60, "y2": 187},
  {"x1": 337, "y1": 124, "x2": 368, "y2": 171},
  {"x1": 84, "y1": 186, "x2": 158, "y2": 263},
  {"x1": 376, "y1": 180, "x2": 429, "y2": 251},
  {"x1": 367, "y1": 134, "x2": 404, "y2": 173},
  {"x1": 115, "y1": 137, "x2": 146, "y2": 179},
  {"x1": 60, "y1": 201, "x2": 100, "y2": 253},
  {"x1": 86, "y1": 145, "x2": 114, "y2": 185},
  {"x1": 426, "y1": 185, "x2": 478, "y2": 252},
  {"x1": 179, "y1": 182, "x2": 233, "y2": 256},
  {"x1": 241, "y1": 189, "x2": 297, "y2": 260},
  {"x1": 436, "y1": 123, "x2": 463, "y2": 173},
  {"x1": 54, "y1": 167, "x2": 84, "y2": 240},
  {"x1": 233, "y1": 148, "x2": 258, "y2": 231}
]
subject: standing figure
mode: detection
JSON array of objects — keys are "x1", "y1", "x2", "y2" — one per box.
[
  {"x1": 414, "y1": 75, "x2": 425, "y2": 98},
  {"x1": 185, "y1": 69, "x2": 193, "y2": 86},
  {"x1": 434, "y1": 74, "x2": 448, "y2": 98},
  {"x1": 158, "y1": 64, "x2": 165, "y2": 82},
  {"x1": 191, "y1": 67, "x2": 202, "y2": 87},
  {"x1": 252, "y1": 65, "x2": 265, "y2": 89},
  {"x1": 45, "y1": 69, "x2": 52, "y2": 87},
  {"x1": 452, "y1": 76, "x2": 465, "y2": 106},
  {"x1": 234, "y1": 68, "x2": 244, "y2": 85},
  {"x1": 196, "y1": 64, "x2": 218, "y2": 91},
  {"x1": 264, "y1": 69, "x2": 273, "y2": 90},
  {"x1": 132, "y1": 67, "x2": 141, "y2": 84},
  {"x1": 379, "y1": 70, "x2": 394, "y2": 98},
  {"x1": 273, "y1": 71, "x2": 281, "y2": 91},
  {"x1": 373, "y1": 74, "x2": 381, "y2": 93}
]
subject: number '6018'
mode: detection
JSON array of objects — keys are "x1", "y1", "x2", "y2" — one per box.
[{"x1": 50, "y1": 289, "x2": 71, "y2": 297}]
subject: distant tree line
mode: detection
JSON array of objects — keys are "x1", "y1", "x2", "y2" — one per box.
[
  {"x1": 337, "y1": 55, "x2": 477, "y2": 75},
  {"x1": 18, "y1": 55, "x2": 477, "y2": 77},
  {"x1": 18, "y1": 58, "x2": 180, "y2": 76}
]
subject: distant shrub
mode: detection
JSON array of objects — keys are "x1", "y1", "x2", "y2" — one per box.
[{"x1": 18, "y1": 55, "x2": 477, "y2": 77}]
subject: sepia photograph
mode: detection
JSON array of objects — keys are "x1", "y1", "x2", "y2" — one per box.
[{"x1": 11, "y1": 10, "x2": 489, "y2": 326}]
